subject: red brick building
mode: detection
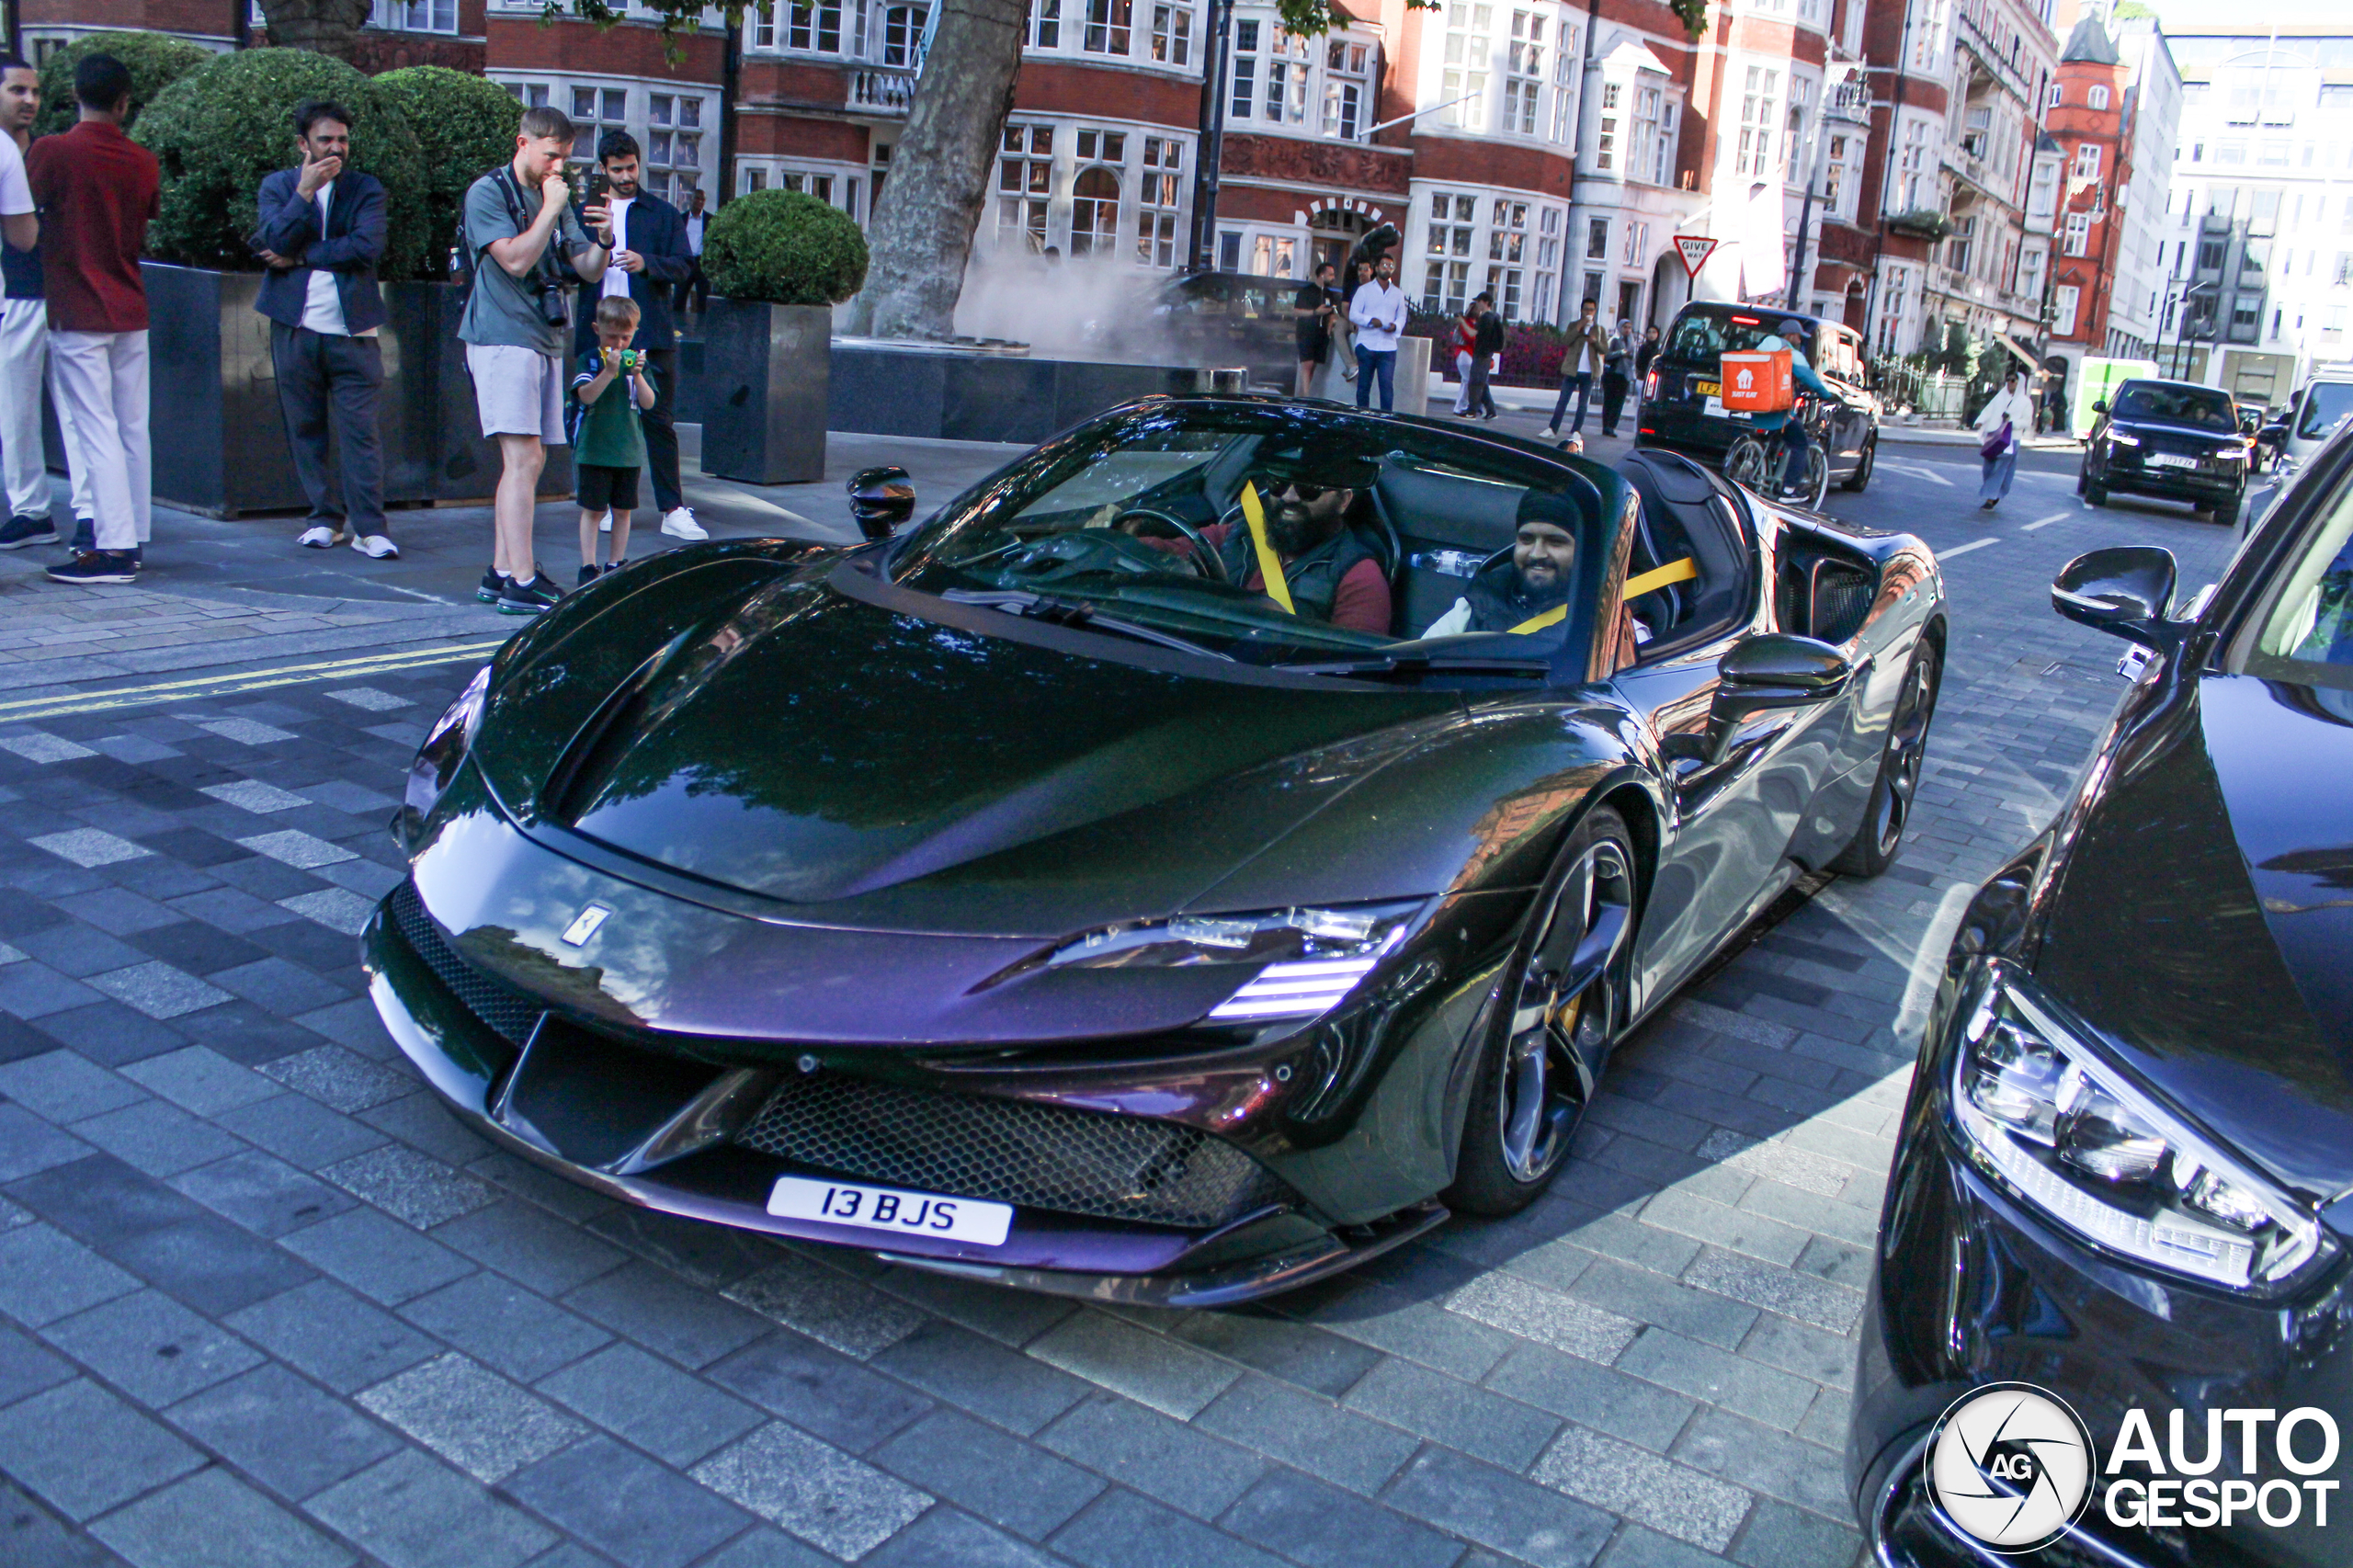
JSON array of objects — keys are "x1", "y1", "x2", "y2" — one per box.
[{"x1": 20, "y1": 2, "x2": 2067, "y2": 354}]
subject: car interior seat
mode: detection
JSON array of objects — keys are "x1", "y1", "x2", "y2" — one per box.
[{"x1": 1615, "y1": 449, "x2": 1753, "y2": 648}]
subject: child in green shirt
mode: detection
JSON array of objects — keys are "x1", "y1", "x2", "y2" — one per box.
[{"x1": 570, "y1": 295, "x2": 658, "y2": 585}]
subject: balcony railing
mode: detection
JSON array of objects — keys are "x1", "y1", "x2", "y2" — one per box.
[{"x1": 848, "y1": 66, "x2": 916, "y2": 116}]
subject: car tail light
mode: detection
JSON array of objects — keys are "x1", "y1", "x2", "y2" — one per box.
[
  {"x1": 1950, "y1": 962, "x2": 2332, "y2": 1291},
  {"x1": 1643, "y1": 369, "x2": 1660, "y2": 399}
]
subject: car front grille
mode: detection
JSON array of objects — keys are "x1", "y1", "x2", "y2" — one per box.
[
  {"x1": 386, "y1": 881, "x2": 545, "y2": 1046},
  {"x1": 736, "y1": 1073, "x2": 1291, "y2": 1229}
]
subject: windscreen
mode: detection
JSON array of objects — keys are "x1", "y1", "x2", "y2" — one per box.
[
  {"x1": 2113, "y1": 383, "x2": 2236, "y2": 431},
  {"x1": 886, "y1": 403, "x2": 1605, "y2": 667},
  {"x1": 2245, "y1": 479, "x2": 2353, "y2": 692},
  {"x1": 1663, "y1": 308, "x2": 1814, "y2": 364},
  {"x1": 2297, "y1": 381, "x2": 2353, "y2": 441}
]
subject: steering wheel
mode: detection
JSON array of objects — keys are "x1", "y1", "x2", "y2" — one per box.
[{"x1": 1111, "y1": 507, "x2": 1228, "y2": 583}]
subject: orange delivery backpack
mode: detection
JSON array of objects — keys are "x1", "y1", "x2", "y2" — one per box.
[{"x1": 1719, "y1": 349, "x2": 1794, "y2": 414}]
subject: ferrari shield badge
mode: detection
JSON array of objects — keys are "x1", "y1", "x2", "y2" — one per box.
[{"x1": 561, "y1": 904, "x2": 612, "y2": 946}]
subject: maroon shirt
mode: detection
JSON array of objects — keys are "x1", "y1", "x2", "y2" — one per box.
[
  {"x1": 1190, "y1": 521, "x2": 1392, "y2": 634},
  {"x1": 28, "y1": 120, "x2": 161, "y2": 334}
]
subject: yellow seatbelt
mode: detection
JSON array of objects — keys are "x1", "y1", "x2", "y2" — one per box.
[
  {"x1": 1237, "y1": 482, "x2": 1295, "y2": 614},
  {"x1": 1506, "y1": 603, "x2": 1569, "y2": 634},
  {"x1": 1623, "y1": 557, "x2": 1698, "y2": 599}
]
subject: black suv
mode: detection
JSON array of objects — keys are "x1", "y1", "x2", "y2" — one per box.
[
  {"x1": 1635, "y1": 301, "x2": 1881, "y2": 490},
  {"x1": 2080, "y1": 379, "x2": 2251, "y2": 526}
]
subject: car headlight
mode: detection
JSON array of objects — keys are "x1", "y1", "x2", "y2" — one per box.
[
  {"x1": 1951, "y1": 962, "x2": 2332, "y2": 1290},
  {"x1": 405, "y1": 665, "x2": 491, "y2": 818},
  {"x1": 1043, "y1": 900, "x2": 1426, "y2": 1023},
  {"x1": 2109, "y1": 431, "x2": 2141, "y2": 447}
]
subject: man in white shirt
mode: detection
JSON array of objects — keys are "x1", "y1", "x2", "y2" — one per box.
[
  {"x1": 674, "y1": 187, "x2": 708, "y2": 317},
  {"x1": 0, "y1": 54, "x2": 78, "y2": 552},
  {"x1": 1347, "y1": 254, "x2": 1408, "y2": 414},
  {"x1": 251, "y1": 98, "x2": 394, "y2": 558}
]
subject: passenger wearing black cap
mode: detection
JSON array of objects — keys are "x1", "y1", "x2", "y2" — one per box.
[
  {"x1": 1423, "y1": 489, "x2": 1580, "y2": 638},
  {"x1": 1128, "y1": 449, "x2": 1392, "y2": 633}
]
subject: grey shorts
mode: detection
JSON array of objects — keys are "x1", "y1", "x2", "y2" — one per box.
[{"x1": 465, "y1": 344, "x2": 566, "y2": 444}]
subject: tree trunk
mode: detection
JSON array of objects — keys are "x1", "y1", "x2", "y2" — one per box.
[
  {"x1": 257, "y1": 0, "x2": 376, "y2": 59},
  {"x1": 847, "y1": 0, "x2": 1029, "y2": 339}
]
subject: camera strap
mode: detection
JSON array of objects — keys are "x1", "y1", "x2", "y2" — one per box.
[{"x1": 494, "y1": 166, "x2": 570, "y2": 293}]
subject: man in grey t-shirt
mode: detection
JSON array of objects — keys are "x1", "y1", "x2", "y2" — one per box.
[{"x1": 460, "y1": 103, "x2": 608, "y2": 615}]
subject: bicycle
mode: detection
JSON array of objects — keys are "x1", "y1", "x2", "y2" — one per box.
[{"x1": 1723, "y1": 394, "x2": 1830, "y2": 508}]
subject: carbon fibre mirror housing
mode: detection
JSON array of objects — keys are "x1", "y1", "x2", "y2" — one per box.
[
  {"x1": 2052, "y1": 546, "x2": 2177, "y2": 647},
  {"x1": 847, "y1": 466, "x2": 915, "y2": 541}
]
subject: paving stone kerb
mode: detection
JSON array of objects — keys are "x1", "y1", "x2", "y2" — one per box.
[{"x1": 0, "y1": 449, "x2": 2238, "y2": 1567}]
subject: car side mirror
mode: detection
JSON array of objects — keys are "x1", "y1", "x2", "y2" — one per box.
[
  {"x1": 2052, "y1": 546, "x2": 2177, "y2": 646},
  {"x1": 2259, "y1": 421, "x2": 2288, "y2": 448},
  {"x1": 847, "y1": 465, "x2": 915, "y2": 540},
  {"x1": 2091, "y1": 399, "x2": 2108, "y2": 415},
  {"x1": 1677, "y1": 634, "x2": 1853, "y2": 766}
]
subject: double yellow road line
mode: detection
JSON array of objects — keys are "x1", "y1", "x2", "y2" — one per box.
[{"x1": 0, "y1": 638, "x2": 508, "y2": 725}]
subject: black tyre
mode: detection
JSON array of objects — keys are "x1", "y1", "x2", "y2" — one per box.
[
  {"x1": 1723, "y1": 437, "x2": 1770, "y2": 494},
  {"x1": 2214, "y1": 491, "x2": 2241, "y2": 528},
  {"x1": 1448, "y1": 807, "x2": 1639, "y2": 1216},
  {"x1": 1840, "y1": 437, "x2": 1875, "y2": 492},
  {"x1": 1830, "y1": 640, "x2": 1939, "y2": 878},
  {"x1": 2075, "y1": 462, "x2": 2087, "y2": 497},
  {"x1": 2086, "y1": 476, "x2": 2109, "y2": 508}
]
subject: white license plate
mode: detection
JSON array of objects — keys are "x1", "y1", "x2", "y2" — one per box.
[
  {"x1": 1703, "y1": 396, "x2": 1747, "y2": 420},
  {"x1": 2146, "y1": 452, "x2": 2198, "y2": 469},
  {"x1": 767, "y1": 1175, "x2": 1012, "y2": 1246}
]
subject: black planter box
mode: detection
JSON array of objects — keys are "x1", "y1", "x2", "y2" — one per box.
[
  {"x1": 699, "y1": 299, "x2": 829, "y2": 485},
  {"x1": 825, "y1": 342, "x2": 1245, "y2": 445},
  {"x1": 124, "y1": 264, "x2": 565, "y2": 517}
]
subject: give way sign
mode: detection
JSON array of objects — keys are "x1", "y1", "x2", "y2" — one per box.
[{"x1": 1673, "y1": 234, "x2": 1719, "y2": 279}]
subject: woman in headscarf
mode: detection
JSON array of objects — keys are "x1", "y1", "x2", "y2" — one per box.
[{"x1": 1974, "y1": 369, "x2": 2038, "y2": 510}]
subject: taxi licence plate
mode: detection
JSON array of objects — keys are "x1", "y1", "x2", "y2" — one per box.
[
  {"x1": 767, "y1": 1175, "x2": 1013, "y2": 1246},
  {"x1": 1694, "y1": 380, "x2": 1721, "y2": 398}
]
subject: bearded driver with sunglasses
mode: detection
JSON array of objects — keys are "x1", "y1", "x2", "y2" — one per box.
[{"x1": 1123, "y1": 449, "x2": 1392, "y2": 633}]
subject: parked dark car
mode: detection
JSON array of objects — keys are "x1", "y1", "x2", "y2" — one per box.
[
  {"x1": 1635, "y1": 301, "x2": 1881, "y2": 491},
  {"x1": 1848, "y1": 417, "x2": 2353, "y2": 1564},
  {"x1": 1129, "y1": 271, "x2": 1305, "y2": 391},
  {"x1": 2078, "y1": 378, "x2": 2250, "y2": 526},
  {"x1": 367, "y1": 397, "x2": 1945, "y2": 1307}
]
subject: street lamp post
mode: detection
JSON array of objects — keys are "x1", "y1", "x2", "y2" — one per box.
[
  {"x1": 1187, "y1": 0, "x2": 1237, "y2": 272},
  {"x1": 2174, "y1": 280, "x2": 2217, "y2": 382}
]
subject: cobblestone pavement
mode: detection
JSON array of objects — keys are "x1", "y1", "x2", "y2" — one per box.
[{"x1": 0, "y1": 439, "x2": 2239, "y2": 1568}]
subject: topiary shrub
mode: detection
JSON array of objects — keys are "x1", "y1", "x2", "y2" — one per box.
[
  {"x1": 373, "y1": 66, "x2": 522, "y2": 279},
  {"x1": 703, "y1": 191, "x2": 868, "y2": 307},
  {"x1": 33, "y1": 29, "x2": 213, "y2": 138},
  {"x1": 133, "y1": 48, "x2": 433, "y2": 280}
]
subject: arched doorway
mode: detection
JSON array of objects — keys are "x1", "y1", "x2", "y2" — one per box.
[
  {"x1": 1309, "y1": 206, "x2": 1372, "y2": 279},
  {"x1": 1648, "y1": 253, "x2": 1685, "y2": 328},
  {"x1": 1070, "y1": 167, "x2": 1121, "y2": 257}
]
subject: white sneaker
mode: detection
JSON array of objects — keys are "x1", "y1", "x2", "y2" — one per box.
[
  {"x1": 597, "y1": 510, "x2": 612, "y2": 534},
  {"x1": 297, "y1": 525, "x2": 339, "y2": 549},
  {"x1": 661, "y1": 507, "x2": 708, "y2": 540},
  {"x1": 350, "y1": 533, "x2": 401, "y2": 560}
]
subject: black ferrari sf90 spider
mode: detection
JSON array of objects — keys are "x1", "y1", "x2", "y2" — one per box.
[{"x1": 367, "y1": 397, "x2": 1945, "y2": 1305}]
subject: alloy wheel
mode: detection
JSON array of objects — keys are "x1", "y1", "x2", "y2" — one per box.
[
  {"x1": 1870, "y1": 654, "x2": 1938, "y2": 856},
  {"x1": 1499, "y1": 838, "x2": 1636, "y2": 1182}
]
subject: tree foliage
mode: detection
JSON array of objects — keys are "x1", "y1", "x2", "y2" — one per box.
[
  {"x1": 33, "y1": 30, "x2": 211, "y2": 138},
  {"x1": 703, "y1": 190, "x2": 870, "y2": 306},
  {"x1": 373, "y1": 66, "x2": 526, "y2": 277},
  {"x1": 133, "y1": 48, "x2": 435, "y2": 280}
]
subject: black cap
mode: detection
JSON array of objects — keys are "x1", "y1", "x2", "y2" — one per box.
[
  {"x1": 1254, "y1": 443, "x2": 1382, "y2": 492},
  {"x1": 1516, "y1": 488, "x2": 1582, "y2": 532}
]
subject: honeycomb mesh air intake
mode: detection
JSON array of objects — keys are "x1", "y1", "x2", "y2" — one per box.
[
  {"x1": 737, "y1": 1073, "x2": 1290, "y2": 1229},
  {"x1": 387, "y1": 882, "x2": 545, "y2": 1046}
]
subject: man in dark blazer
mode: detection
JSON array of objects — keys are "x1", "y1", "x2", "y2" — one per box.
[
  {"x1": 253, "y1": 98, "x2": 394, "y2": 557},
  {"x1": 574, "y1": 131, "x2": 702, "y2": 540}
]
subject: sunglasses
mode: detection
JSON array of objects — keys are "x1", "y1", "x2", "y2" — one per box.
[{"x1": 1268, "y1": 481, "x2": 1332, "y2": 502}]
